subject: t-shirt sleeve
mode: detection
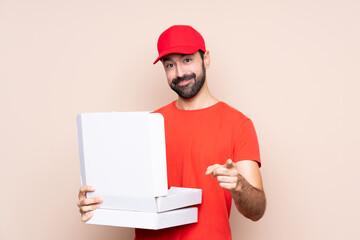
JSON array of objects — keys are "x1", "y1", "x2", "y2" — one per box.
[{"x1": 233, "y1": 118, "x2": 261, "y2": 167}]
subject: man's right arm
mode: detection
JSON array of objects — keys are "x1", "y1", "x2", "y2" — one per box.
[{"x1": 77, "y1": 185, "x2": 103, "y2": 222}]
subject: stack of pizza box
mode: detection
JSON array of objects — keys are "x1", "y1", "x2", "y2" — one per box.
[{"x1": 77, "y1": 112, "x2": 202, "y2": 229}]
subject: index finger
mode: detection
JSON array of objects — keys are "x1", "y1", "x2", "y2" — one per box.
[
  {"x1": 211, "y1": 167, "x2": 233, "y2": 177},
  {"x1": 78, "y1": 185, "x2": 96, "y2": 200},
  {"x1": 205, "y1": 164, "x2": 222, "y2": 175}
]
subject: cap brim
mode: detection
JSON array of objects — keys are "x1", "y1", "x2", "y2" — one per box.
[{"x1": 153, "y1": 46, "x2": 201, "y2": 64}]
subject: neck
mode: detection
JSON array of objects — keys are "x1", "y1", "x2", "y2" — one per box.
[{"x1": 175, "y1": 80, "x2": 218, "y2": 110}]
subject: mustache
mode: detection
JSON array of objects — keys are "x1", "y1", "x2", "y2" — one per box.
[{"x1": 172, "y1": 73, "x2": 196, "y2": 85}]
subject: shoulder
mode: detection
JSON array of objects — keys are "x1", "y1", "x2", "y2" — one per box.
[{"x1": 218, "y1": 102, "x2": 251, "y2": 124}]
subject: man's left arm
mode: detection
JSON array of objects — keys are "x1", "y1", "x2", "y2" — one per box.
[{"x1": 206, "y1": 159, "x2": 266, "y2": 221}]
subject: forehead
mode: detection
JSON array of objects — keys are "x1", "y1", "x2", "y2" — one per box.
[{"x1": 161, "y1": 52, "x2": 198, "y2": 62}]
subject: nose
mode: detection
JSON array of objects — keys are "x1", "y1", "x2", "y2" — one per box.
[{"x1": 175, "y1": 65, "x2": 186, "y2": 78}]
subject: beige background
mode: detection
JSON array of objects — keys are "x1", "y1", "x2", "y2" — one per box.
[{"x1": 1, "y1": 0, "x2": 359, "y2": 239}]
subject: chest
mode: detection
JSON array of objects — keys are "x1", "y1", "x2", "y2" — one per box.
[{"x1": 164, "y1": 114, "x2": 235, "y2": 177}]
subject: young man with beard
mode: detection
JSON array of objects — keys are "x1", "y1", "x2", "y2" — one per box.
[{"x1": 77, "y1": 25, "x2": 266, "y2": 240}]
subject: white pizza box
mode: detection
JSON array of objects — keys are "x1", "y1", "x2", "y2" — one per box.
[
  {"x1": 87, "y1": 207, "x2": 198, "y2": 230},
  {"x1": 76, "y1": 112, "x2": 202, "y2": 229}
]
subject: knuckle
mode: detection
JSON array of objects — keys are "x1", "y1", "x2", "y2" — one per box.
[
  {"x1": 80, "y1": 206, "x2": 87, "y2": 212},
  {"x1": 88, "y1": 205, "x2": 96, "y2": 211},
  {"x1": 81, "y1": 199, "x2": 88, "y2": 206},
  {"x1": 85, "y1": 198, "x2": 92, "y2": 205}
]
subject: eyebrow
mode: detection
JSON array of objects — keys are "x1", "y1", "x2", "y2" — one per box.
[{"x1": 162, "y1": 53, "x2": 195, "y2": 62}]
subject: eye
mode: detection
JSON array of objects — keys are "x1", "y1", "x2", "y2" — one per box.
[
  {"x1": 166, "y1": 63, "x2": 174, "y2": 68},
  {"x1": 184, "y1": 58, "x2": 192, "y2": 63}
]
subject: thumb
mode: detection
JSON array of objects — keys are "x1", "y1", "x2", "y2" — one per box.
[{"x1": 224, "y1": 159, "x2": 235, "y2": 169}]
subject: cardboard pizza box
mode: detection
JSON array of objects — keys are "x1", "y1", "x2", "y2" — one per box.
[{"x1": 77, "y1": 112, "x2": 202, "y2": 229}]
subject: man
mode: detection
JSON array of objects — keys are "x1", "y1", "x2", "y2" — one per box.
[{"x1": 77, "y1": 25, "x2": 266, "y2": 240}]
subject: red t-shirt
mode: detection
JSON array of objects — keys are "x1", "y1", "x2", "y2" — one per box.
[{"x1": 135, "y1": 101, "x2": 261, "y2": 240}]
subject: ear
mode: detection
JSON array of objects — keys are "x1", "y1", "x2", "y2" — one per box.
[{"x1": 204, "y1": 50, "x2": 210, "y2": 68}]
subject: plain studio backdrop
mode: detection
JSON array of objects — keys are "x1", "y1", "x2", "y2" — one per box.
[{"x1": 0, "y1": 0, "x2": 359, "y2": 239}]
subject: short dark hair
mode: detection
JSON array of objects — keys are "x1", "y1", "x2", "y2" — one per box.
[{"x1": 198, "y1": 50, "x2": 204, "y2": 60}]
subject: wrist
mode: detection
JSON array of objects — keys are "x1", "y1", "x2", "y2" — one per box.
[{"x1": 230, "y1": 174, "x2": 246, "y2": 199}]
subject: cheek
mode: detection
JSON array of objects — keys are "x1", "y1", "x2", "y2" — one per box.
[
  {"x1": 166, "y1": 72, "x2": 175, "y2": 84},
  {"x1": 188, "y1": 65, "x2": 200, "y2": 76}
]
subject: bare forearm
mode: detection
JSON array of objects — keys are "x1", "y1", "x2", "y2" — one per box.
[{"x1": 231, "y1": 174, "x2": 266, "y2": 221}]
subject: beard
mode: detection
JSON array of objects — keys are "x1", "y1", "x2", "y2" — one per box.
[{"x1": 169, "y1": 63, "x2": 206, "y2": 99}]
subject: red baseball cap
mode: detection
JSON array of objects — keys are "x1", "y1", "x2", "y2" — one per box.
[{"x1": 153, "y1": 25, "x2": 206, "y2": 64}]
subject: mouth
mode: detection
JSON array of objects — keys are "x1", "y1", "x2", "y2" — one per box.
[{"x1": 177, "y1": 78, "x2": 193, "y2": 87}]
